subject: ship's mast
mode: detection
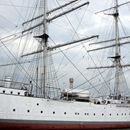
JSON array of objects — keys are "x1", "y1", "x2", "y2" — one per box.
[
  {"x1": 87, "y1": 0, "x2": 130, "y2": 98},
  {"x1": 42, "y1": 0, "x2": 48, "y2": 98},
  {"x1": 22, "y1": 0, "x2": 98, "y2": 98},
  {"x1": 113, "y1": 0, "x2": 121, "y2": 99}
]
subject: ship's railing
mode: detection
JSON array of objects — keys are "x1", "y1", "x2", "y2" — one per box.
[{"x1": 0, "y1": 79, "x2": 29, "y2": 90}]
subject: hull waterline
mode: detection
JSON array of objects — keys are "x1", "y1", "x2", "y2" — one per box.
[{"x1": 0, "y1": 122, "x2": 130, "y2": 130}]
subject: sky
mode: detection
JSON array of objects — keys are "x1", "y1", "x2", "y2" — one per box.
[{"x1": 0, "y1": 0, "x2": 130, "y2": 97}]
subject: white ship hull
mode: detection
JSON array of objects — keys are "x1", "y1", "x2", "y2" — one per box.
[{"x1": 0, "y1": 87, "x2": 130, "y2": 129}]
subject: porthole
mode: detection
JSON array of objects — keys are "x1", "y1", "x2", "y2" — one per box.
[
  {"x1": 3, "y1": 90, "x2": 5, "y2": 93},
  {"x1": 75, "y1": 112, "x2": 78, "y2": 115},
  {"x1": 84, "y1": 113, "x2": 87, "y2": 115},
  {"x1": 109, "y1": 114, "x2": 111, "y2": 116},
  {"x1": 117, "y1": 113, "x2": 119, "y2": 116},
  {"x1": 27, "y1": 110, "x2": 30, "y2": 113},
  {"x1": 37, "y1": 103, "x2": 39, "y2": 106},
  {"x1": 13, "y1": 109, "x2": 16, "y2": 112},
  {"x1": 122, "y1": 113, "x2": 123, "y2": 116},
  {"x1": 41, "y1": 111, "x2": 43, "y2": 113},
  {"x1": 87, "y1": 113, "x2": 89, "y2": 115},
  {"x1": 64, "y1": 112, "x2": 67, "y2": 115},
  {"x1": 93, "y1": 113, "x2": 96, "y2": 116},
  {"x1": 10, "y1": 91, "x2": 13, "y2": 94},
  {"x1": 18, "y1": 92, "x2": 20, "y2": 95},
  {"x1": 102, "y1": 113, "x2": 104, "y2": 116},
  {"x1": 53, "y1": 111, "x2": 55, "y2": 114}
]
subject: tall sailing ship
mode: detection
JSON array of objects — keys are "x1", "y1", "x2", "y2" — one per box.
[{"x1": 0, "y1": 0, "x2": 130, "y2": 129}]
